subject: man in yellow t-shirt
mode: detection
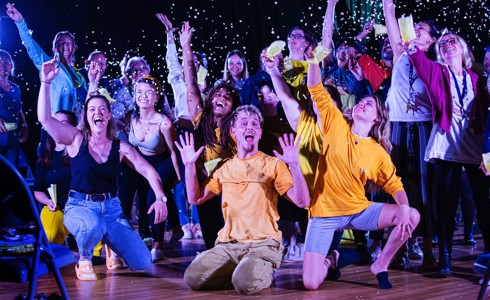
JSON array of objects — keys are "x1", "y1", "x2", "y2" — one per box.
[{"x1": 176, "y1": 105, "x2": 309, "y2": 295}]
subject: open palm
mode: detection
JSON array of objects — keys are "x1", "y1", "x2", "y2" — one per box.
[{"x1": 175, "y1": 132, "x2": 204, "y2": 166}]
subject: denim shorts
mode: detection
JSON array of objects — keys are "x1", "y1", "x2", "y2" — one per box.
[{"x1": 305, "y1": 202, "x2": 384, "y2": 255}]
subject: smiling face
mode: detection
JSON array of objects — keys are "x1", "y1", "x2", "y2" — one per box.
[
  {"x1": 231, "y1": 110, "x2": 263, "y2": 154},
  {"x1": 437, "y1": 34, "x2": 463, "y2": 63},
  {"x1": 352, "y1": 96, "x2": 380, "y2": 125},
  {"x1": 135, "y1": 82, "x2": 158, "y2": 110},
  {"x1": 210, "y1": 87, "x2": 234, "y2": 118},
  {"x1": 127, "y1": 60, "x2": 150, "y2": 82},
  {"x1": 257, "y1": 84, "x2": 279, "y2": 107},
  {"x1": 85, "y1": 97, "x2": 112, "y2": 134},
  {"x1": 54, "y1": 34, "x2": 76, "y2": 62},
  {"x1": 227, "y1": 54, "x2": 244, "y2": 78},
  {"x1": 89, "y1": 53, "x2": 108, "y2": 76}
]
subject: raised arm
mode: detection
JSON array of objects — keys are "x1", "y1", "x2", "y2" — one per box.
[
  {"x1": 37, "y1": 59, "x2": 79, "y2": 145},
  {"x1": 354, "y1": 20, "x2": 375, "y2": 41},
  {"x1": 120, "y1": 141, "x2": 168, "y2": 224},
  {"x1": 6, "y1": 3, "x2": 51, "y2": 69},
  {"x1": 86, "y1": 60, "x2": 103, "y2": 96},
  {"x1": 263, "y1": 55, "x2": 303, "y2": 131},
  {"x1": 273, "y1": 134, "x2": 310, "y2": 208},
  {"x1": 157, "y1": 13, "x2": 190, "y2": 120},
  {"x1": 179, "y1": 22, "x2": 202, "y2": 121},
  {"x1": 321, "y1": 0, "x2": 338, "y2": 67},
  {"x1": 175, "y1": 132, "x2": 217, "y2": 205},
  {"x1": 307, "y1": 60, "x2": 322, "y2": 87},
  {"x1": 382, "y1": 0, "x2": 403, "y2": 63}
]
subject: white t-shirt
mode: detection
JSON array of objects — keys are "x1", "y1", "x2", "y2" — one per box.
[
  {"x1": 386, "y1": 53, "x2": 432, "y2": 122},
  {"x1": 425, "y1": 66, "x2": 483, "y2": 164}
]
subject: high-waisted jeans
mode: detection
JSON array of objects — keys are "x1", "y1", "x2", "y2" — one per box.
[{"x1": 63, "y1": 195, "x2": 151, "y2": 270}]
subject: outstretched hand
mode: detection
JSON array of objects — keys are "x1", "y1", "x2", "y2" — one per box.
[
  {"x1": 261, "y1": 53, "x2": 279, "y2": 74},
  {"x1": 87, "y1": 61, "x2": 103, "y2": 84},
  {"x1": 156, "y1": 13, "x2": 177, "y2": 33},
  {"x1": 273, "y1": 133, "x2": 301, "y2": 167},
  {"x1": 41, "y1": 58, "x2": 60, "y2": 83},
  {"x1": 6, "y1": 3, "x2": 22, "y2": 22},
  {"x1": 175, "y1": 132, "x2": 205, "y2": 166},
  {"x1": 179, "y1": 21, "x2": 193, "y2": 46}
]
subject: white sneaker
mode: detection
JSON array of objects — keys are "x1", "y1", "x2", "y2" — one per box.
[
  {"x1": 182, "y1": 224, "x2": 193, "y2": 239},
  {"x1": 150, "y1": 249, "x2": 165, "y2": 262}
]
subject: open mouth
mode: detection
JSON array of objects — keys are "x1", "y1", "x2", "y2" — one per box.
[
  {"x1": 245, "y1": 134, "x2": 254, "y2": 143},
  {"x1": 444, "y1": 47, "x2": 456, "y2": 54},
  {"x1": 94, "y1": 117, "x2": 104, "y2": 125},
  {"x1": 215, "y1": 101, "x2": 225, "y2": 108}
]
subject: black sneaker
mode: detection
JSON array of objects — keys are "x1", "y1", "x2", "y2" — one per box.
[{"x1": 391, "y1": 252, "x2": 410, "y2": 270}]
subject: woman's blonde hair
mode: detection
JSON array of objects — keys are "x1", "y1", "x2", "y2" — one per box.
[{"x1": 435, "y1": 31, "x2": 473, "y2": 69}]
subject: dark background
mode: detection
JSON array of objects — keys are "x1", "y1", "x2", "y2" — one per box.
[{"x1": 0, "y1": 0, "x2": 488, "y2": 169}]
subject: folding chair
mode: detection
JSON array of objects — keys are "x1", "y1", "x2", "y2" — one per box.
[{"x1": 0, "y1": 154, "x2": 74, "y2": 300}]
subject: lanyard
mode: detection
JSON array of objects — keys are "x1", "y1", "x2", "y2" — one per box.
[
  {"x1": 448, "y1": 68, "x2": 468, "y2": 117},
  {"x1": 406, "y1": 63, "x2": 420, "y2": 114}
]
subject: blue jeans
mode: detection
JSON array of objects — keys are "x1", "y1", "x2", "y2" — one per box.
[
  {"x1": 63, "y1": 195, "x2": 151, "y2": 271},
  {"x1": 174, "y1": 170, "x2": 199, "y2": 225}
]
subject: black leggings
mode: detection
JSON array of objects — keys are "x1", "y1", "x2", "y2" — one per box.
[{"x1": 432, "y1": 159, "x2": 490, "y2": 253}]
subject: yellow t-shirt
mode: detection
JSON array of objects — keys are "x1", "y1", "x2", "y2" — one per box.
[
  {"x1": 204, "y1": 151, "x2": 293, "y2": 243},
  {"x1": 296, "y1": 111, "x2": 322, "y2": 196},
  {"x1": 283, "y1": 59, "x2": 310, "y2": 107},
  {"x1": 193, "y1": 112, "x2": 237, "y2": 174},
  {"x1": 309, "y1": 83, "x2": 404, "y2": 217}
]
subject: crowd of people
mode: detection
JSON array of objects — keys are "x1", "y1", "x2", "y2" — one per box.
[{"x1": 1, "y1": 0, "x2": 490, "y2": 295}]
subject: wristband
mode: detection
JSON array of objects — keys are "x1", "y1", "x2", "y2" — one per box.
[
  {"x1": 41, "y1": 80, "x2": 52, "y2": 84},
  {"x1": 155, "y1": 196, "x2": 167, "y2": 202}
]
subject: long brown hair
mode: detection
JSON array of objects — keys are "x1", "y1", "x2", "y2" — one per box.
[
  {"x1": 38, "y1": 110, "x2": 77, "y2": 168},
  {"x1": 78, "y1": 94, "x2": 116, "y2": 144},
  {"x1": 194, "y1": 83, "x2": 241, "y2": 157}
]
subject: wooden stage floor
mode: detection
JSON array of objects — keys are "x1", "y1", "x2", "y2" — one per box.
[{"x1": 1, "y1": 230, "x2": 487, "y2": 300}]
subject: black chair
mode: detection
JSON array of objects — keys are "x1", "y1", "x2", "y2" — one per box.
[
  {"x1": 474, "y1": 253, "x2": 490, "y2": 300},
  {"x1": 0, "y1": 154, "x2": 74, "y2": 300}
]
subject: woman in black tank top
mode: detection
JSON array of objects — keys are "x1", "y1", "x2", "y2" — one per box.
[{"x1": 37, "y1": 58, "x2": 169, "y2": 281}]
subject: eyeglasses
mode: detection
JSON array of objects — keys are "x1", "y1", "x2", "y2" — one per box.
[
  {"x1": 289, "y1": 34, "x2": 305, "y2": 40},
  {"x1": 438, "y1": 38, "x2": 459, "y2": 48},
  {"x1": 128, "y1": 67, "x2": 148, "y2": 75}
]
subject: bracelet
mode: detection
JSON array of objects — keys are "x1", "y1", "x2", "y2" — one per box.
[
  {"x1": 41, "y1": 80, "x2": 52, "y2": 84},
  {"x1": 155, "y1": 196, "x2": 167, "y2": 202},
  {"x1": 400, "y1": 204, "x2": 410, "y2": 210}
]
